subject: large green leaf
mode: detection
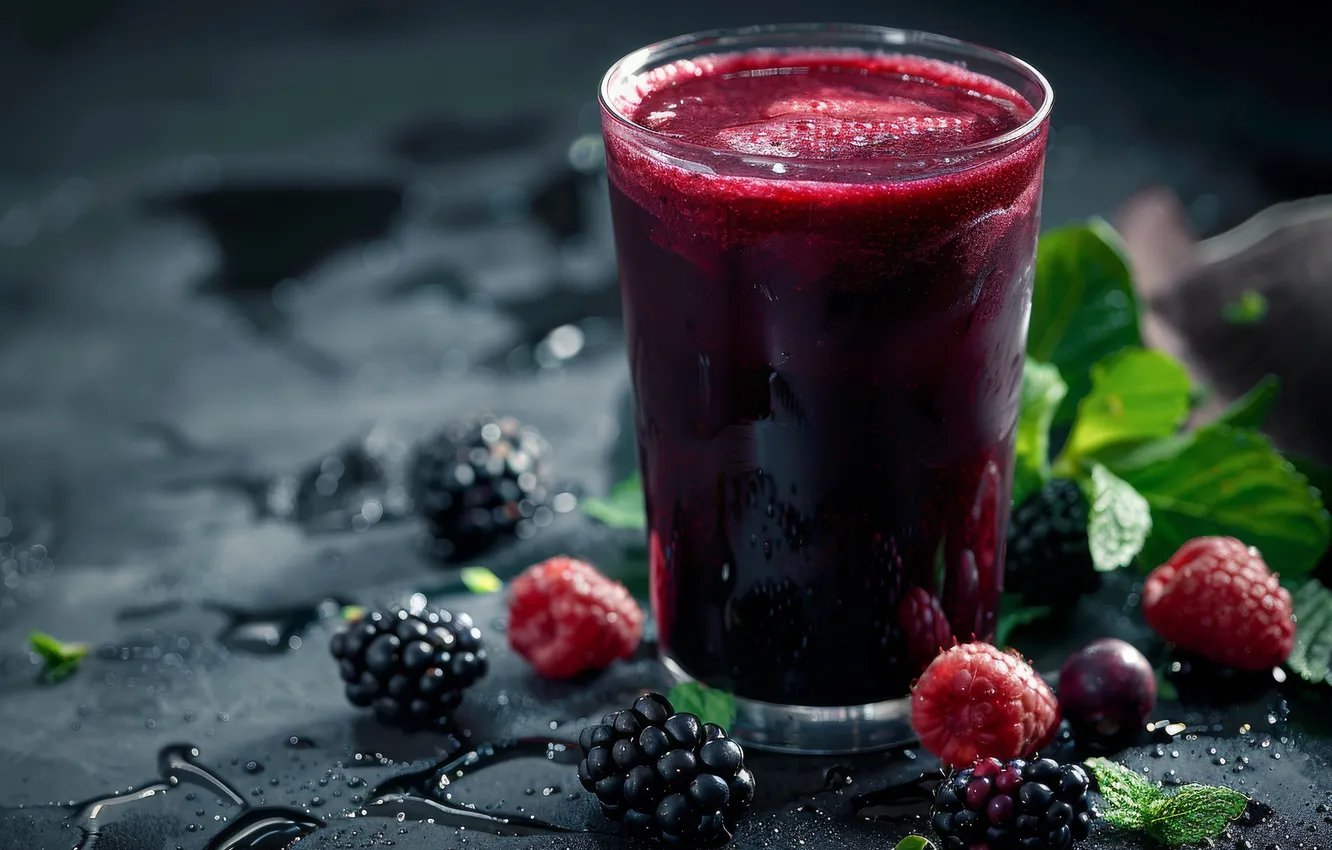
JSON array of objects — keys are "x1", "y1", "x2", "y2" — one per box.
[
  {"x1": 1028, "y1": 219, "x2": 1141, "y2": 423},
  {"x1": 1114, "y1": 426, "x2": 1331, "y2": 575},
  {"x1": 1060, "y1": 349, "x2": 1192, "y2": 463},
  {"x1": 1012, "y1": 358, "x2": 1067, "y2": 506}
]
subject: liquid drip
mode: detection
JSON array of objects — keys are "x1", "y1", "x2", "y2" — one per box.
[
  {"x1": 363, "y1": 737, "x2": 594, "y2": 836},
  {"x1": 202, "y1": 808, "x2": 324, "y2": 850},
  {"x1": 851, "y1": 773, "x2": 943, "y2": 822},
  {"x1": 69, "y1": 744, "x2": 245, "y2": 849}
]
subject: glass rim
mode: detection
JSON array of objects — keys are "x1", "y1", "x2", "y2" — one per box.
[{"x1": 598, "y1": 22, "x2": 1054, "y2": 167}]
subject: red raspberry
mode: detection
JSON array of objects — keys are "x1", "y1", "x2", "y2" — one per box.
[
  {"x1": 508, "y1": 556, "x2": 644, "y2": 679},
  {"x1": 897, "y1": 587, "x2": 954, "y2": 673},
  {"x1": 1142, "y1": 536, "x2": 1294, "y2": 671},
  {"x1": 910, "y1": 642, "x2": 1060, "y2": 769}
]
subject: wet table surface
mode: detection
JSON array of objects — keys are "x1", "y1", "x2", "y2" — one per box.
[{"x1": 2, "y1": 3, "x2": 1332, "y2": 849}]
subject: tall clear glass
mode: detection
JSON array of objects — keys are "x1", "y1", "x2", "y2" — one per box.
[{"x1": 599, "y1": 23, "x2": 1053, "y2": 753}]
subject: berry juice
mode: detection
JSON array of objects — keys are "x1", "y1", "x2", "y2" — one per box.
[{"x1": 600, "y1": 29, "x2": 1050, "y2": 712}]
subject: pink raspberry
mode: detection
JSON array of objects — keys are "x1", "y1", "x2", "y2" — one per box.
[
  {"x1": 508, "y1": 556, "x2": 644, "y2": 679},
  {"x1": 910, "y1": 641, "x2": 1060, "y2": 769},
  {"x1": 1142, "y1": 536, "x2": 1294, "y2": 671}
]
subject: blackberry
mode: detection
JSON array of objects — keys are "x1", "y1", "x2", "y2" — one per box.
[
  {"x1": 932, "y1": 757, "x2": 1093, "y2": 850},
  {"x1": 411, "y1": 415, "x2": 550, "y2": 560},
  {"x1": 330, "y1": 605, "x2": 487, "y2": 728},
  {"x1": 1005, "y1": 479, "x2": 1099, "y2": 609},
  {"x1": 577, "y1": 693, "x2": 755, "y2": 846}
]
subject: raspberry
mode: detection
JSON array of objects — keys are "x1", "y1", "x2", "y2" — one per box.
[
  {"x1": 1142, "y1": 536, "x2": 1294, "y2": 671},
  {"x1": 911, "y1": 642, "x2": 1060, "y2": 769},
  {"x1": 898, "y1": 587, "x2": 954, "y2": 673},
  {"x1": 508, "y1": 556, "x2": 645, "y2": 678}
]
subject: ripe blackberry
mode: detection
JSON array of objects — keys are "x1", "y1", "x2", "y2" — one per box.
[
  {"x1": 329, "y1": 605, "x2": 487, "y2": 728},
  {"x1": 932, "y1": 757, "x2": 1093, "y2": 850},
  {"x1": 577, "y1": 692, "x2": 755, "y2": 846},
  {"x1": 411, "y1": 415, "x2": 551, "y2": 560},
  {"x1": 1005, "y1": 480, "x2": 1099, "y2": 609}
]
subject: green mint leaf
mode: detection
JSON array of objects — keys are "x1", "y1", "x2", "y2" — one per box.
[
  {"x1": 1214, "y1": 375, "x2": 1280, "y2": 430},
  {"x1": 1222, "y1": 289, "x2": 1269, "y2": 325},
  {"x1": 1288, "y1": 579, "x2": 1332, "y2": 685},
  {"x1": 460, "y1": 566, "x2": 503, "y2": 594},
  {"x1": 581, "y1": 472, "x2": 646, "y2": 530},
  {"x1": 340, "y1": 605, "x2": 366, "y2": 622},
  {"x1": 1028, "y1": 219, "x2": 1141, "y2": 424},
  {"x1": 1059, "y1": 348, "x2": 1191, "y2": 465},
  {"x1": 892, "y1": 837, "x2": 936, "y2": 850},
  {"x1": 28, "y1": 631, "x2": 90, "y2": 682},
  {"x1": 667, "y1": 682, "x2": 737, "y2": 730},
  {"x1": 1143, "y1": 784, "x2": 1247, "y2": 846},
  {"x1": 1114, "y1": 425, "x2": 1331, "y2": 576},
  {"x1": 995, "y1": 594, "x2": 1052, "y2": 647},
  {"x1": 1085, "y1": 464, "x2": 1152, "y2": 572},
  {"x1": 1013, "y1": 359, "x2": 1068, "y2": 506},
  {"x1": 1085, "y1": 757, "x2": 1162, "y2": 830}
]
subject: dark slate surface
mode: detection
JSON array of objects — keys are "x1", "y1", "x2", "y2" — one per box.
[{"x1": 2, "y1": 4, "x2": 1332, "y2": 849}]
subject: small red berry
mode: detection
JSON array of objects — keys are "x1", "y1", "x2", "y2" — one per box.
[
  {"x1": 910, "y1": 642, "x2": 1060, "y2": 769},
  {"x1": 1142, "y1": 537, "x2": 1294, "y2": 672},
  {"x1": 898, "y1": 587, "x2": 954, "y2": 672},
  {"x1": 508, "y1": 556, "x2": 644, "y2": 679}
]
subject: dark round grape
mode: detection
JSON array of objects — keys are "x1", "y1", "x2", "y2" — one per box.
[{"x1": 1058, "y1": 638, "x2": 1156, "y2": 749}]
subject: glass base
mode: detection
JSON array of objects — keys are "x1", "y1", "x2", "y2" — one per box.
[{"x1": 661, "y1": 654, "x2": 917, "y2": 754}]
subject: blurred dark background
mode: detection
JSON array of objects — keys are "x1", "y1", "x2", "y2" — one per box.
[
  {"x1": 1, "y1": 0, "x2": 1330, "y2": 236},
  {"x1": 1, "y1": 0, "x2": 1330, "y2": 572}
]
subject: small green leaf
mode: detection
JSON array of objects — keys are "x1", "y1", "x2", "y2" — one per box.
[
  {"x1": 892, "y1": 837, "x2": 936, "y2": 850},
  {"x1": 1085, "y1": 757, "x2": 1162, "y2": 830},
  {"x1": 667, "y1": 682, "x2": 737, "y2": 730},
  {"x1": 1214, "y1": 375, "x2": 1280, "y2": 430},
  {"x1": 995, "y1": 594, "x2": 1052, "y2": 647},
  {"x1": 341, "y1": 605, "x2": 366, "y2": 622},
  {"x1": 28, "y1": 631, "x2": 90, "y2": 683},
  {"x1": 1113, "y1": 425, "x2": 1331, "y2": 576},
  {"x1": 581, "y1": 473, "x2": 646, "y2": 530},
  {"x1": 460, "y1": 566, "x2": 503, "y2": 594},
  {"x1": 1085, "y1": 464, "x2": 1152, "y2": 572},
  {"x1": 1143, "y1": 784, "x2": 1247, "y2": 845},
  {"x1": 1013, "y1": 359, "x2": 1068, "y2": 506},
  {"x1": 1059, "y1": 349, "x2": 1192, "y2": 465},
  {"x1": 1288, "y1": 579, "x2": 1332, "y2": 685},
  {"x1": 1222, "y1": 289, "x2": 1269, "y2": 325},
  {"x1": 1028, "y1": 219, "x2": 1141, "y2": 424}
]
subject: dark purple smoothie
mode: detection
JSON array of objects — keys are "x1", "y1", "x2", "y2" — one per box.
[{"x1": 601, "y1": 48, "x2": 1048, "y2": 707}]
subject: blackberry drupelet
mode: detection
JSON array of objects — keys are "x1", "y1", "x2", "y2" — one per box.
[
  {"x1": 330, "y1": 605, "x2": 487, "y2": 728},
  {"x1": 932, "y1": 757, "x2": 1093, "y2": 850},
  {"x1": 1006, "y1": 479, "x2": 1099, "y2": 609},
  {"x1": 578, "y1": 693, "x2": 755, "y2": 846},
  {"x1": 411, "y1": 414, "x2": 550, "y2": 560}
]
